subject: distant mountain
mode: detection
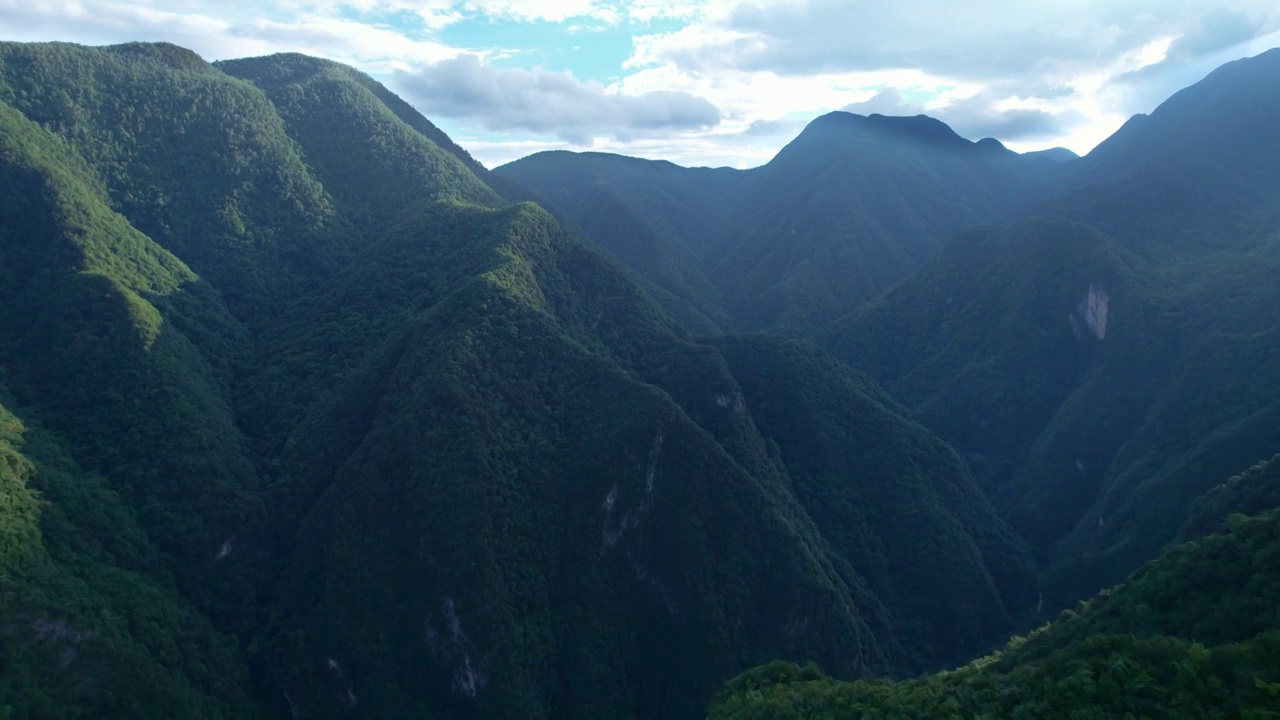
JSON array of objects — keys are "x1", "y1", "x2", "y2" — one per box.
[
  {"x1": 1071, "y1": 47, "x2": 1280, "y2": 189},
  {"x1": 704, "y1": 112, "x2": 1061, "y2": 333},
  {"x1": 497, "y1": 111, "x2": 1063, "y2": 334},
  {"x1": 820, "y1": 46, "x2": 1280, "y2": 609},
  {"x1": 489, "y1": 150, "x2": 738, "y2": 329},
  {"x1": 497, "y1": 51, "x2": 1280, "y2": 340},
  {"x1": 1023, "y1": 146, "x2": 1079, "y2": 162},
  {"x1": 6, "y1": 37, "x2": 1280, "y2": 720},
  {"x1": 0, "y1": 41, "x2": 1037, "y2": 719}
]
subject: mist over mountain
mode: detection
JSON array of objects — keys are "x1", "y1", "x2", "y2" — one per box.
[
  {"x1": 497, "y1": 110, "x2": 1065, "y2": 335},
  {"x1": 2, "y1": 38, "x2": 1279, "y2": 720},
  {"x1": 821, "y1": 46, "x2": 1280, "y2": 610}
]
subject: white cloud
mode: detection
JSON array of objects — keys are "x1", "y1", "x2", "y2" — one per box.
[
  {"x1": 1, "y1": 0, "x2": 1277, "y2": 165},
  {"x1": 639, "y1": 0, "x2": 1277, "y2": 82},
  {"x1": 459, "y1": 127, "x2": 786, "y2": 169},
  {"x1": 0, "y1": 0, "x2": 465, "y2": 66},
  {"x1": 622, "y1": 0, "x2": 708, "y2": 23},
  {"x1": 392, "y1": 54, "x2": 721, "y2": 144},
  {"x1": 612, "y1": 0, "x2": 1280, "y2": 158},
  {"x1": 460, "y1": 0, "x2": 610, "y2": 23}
]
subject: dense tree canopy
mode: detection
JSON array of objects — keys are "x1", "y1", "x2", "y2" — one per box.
[{"x1": 2, "y1": 39, "x2": 1278, "y2": 720}]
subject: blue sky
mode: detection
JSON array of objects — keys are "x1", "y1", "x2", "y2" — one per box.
[{"x1": 2, "y1": 1, "x2": 1278, "y2": 168}]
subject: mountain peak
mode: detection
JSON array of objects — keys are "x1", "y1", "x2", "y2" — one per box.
[
  {"x1": 1077, "y1": 45, "x2": 1280, "y2": 185},
  {"x1": 1022, "y1": 146, "x2": 1079, "y2": 162},
  {"x1": 102, "y1": 41, "x2": 210, "y2": 71},
  {"x1": 976, "y1": 137, "x2": 1014, "y2": 155},
  {"x1": 807, "y1": 111, "x2": 969, "y2": 148}
]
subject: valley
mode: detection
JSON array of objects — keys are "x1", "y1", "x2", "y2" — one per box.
[{"x1": 0, "y1": 39, "x2": 1278, "y2": 720}]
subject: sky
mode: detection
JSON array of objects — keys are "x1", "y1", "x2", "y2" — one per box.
[{"x1": 2, "y1": 1, "x2": 1278, "y2": 169}]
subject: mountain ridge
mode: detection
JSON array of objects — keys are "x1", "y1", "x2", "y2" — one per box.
[
  {"x1": 4, "y1": 37, "x2": 1280, "y2": 720},
  {"x1": 0, "y1": 40, "x2": 1040, "y2": 719},
  {"x1": 497, "y1": 106, "x2": 1063, "y2": 334}
]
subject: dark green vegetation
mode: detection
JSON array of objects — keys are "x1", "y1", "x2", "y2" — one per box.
[
  {"x1": 503, "y1": 45, "x2": 1280, "y2": 609},
  {"x1": 0, "y1": 41, "x2": 1041, "y2": 719},
  {"x1": 3, "y1": 37, "x2": 1279, "y2": 720},
  {"x1": 495, "y1": 47, "x2": 1280, "y2": 718},
  {"x1": 709, "y1": 474, "x2": 1280, "y2": 719},
  {"x1": 496, "y1": 115, "x2": 1063, "y2": 335},
  {"x1": 821, "y1": 48, "x2": 1280, "y2": 610}
]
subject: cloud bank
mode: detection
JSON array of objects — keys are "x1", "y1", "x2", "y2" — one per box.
[
  {"x1": 1, "y1": 0, "x2": 1277, "y2": 167},
  {"x1": 393, "y1": 54, "x2": 721, "y2": 144}
]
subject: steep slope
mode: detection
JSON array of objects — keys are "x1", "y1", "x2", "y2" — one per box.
[
  {"x1": 494, "y1": 151, "x2": 741, "y2": 328},
  {"x1": 1043, "y1": 49, "x2": 1280, "y2": 269},
  {"x1": 214, "y1": 53, "x2": 499, "y2": 235},
  {"x1": 707, "y1": 114, "x2": 1061, "y2": 333},
  {"x1": 820, "y1": 47, "x2": 1280, "y2": 609},
  {"x1": 823, "y1": 217, "x2": 1280, "y2": 609},
  {"x1": 1180, "y1": 454, "x2": 1280, "y2": 540},
  {"x1": 497, "y1": 114, "x2": 1064, "y2": 335},
  {"x1": 709, "y1": 472, "x2": 1280, "y2": 719},
  {"x1": 0, "y1": 95, "x2": 266, "y2": 718},
  {"x1": 709, "y1": 337, "x2": 1038, "y2": 651},
  {"x1": 821, "y1": 219, "x2": 1159, "y2": 538},
  {"x1": 0, "y1": 41, "x2": 345, "y2": 317},
  {"x1": 1070, "y1": 47, "x2": 1280, "y2": 190},
  {"x1": 242, "y1": 197, "x2": 1038, "y2": 717},
  {"x1": 0, "y1": 41, "x2": 1038, "y2": 720}
]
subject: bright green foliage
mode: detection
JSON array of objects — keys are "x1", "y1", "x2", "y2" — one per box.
[
  {"x1": 0, "y1": 401, "x2": 41, "y2": 579},
  {"x1": 215, "y1": 53, "x2": 500, "y2": 233},
  {"x1": 709, "y1": 506, "x2": 1280, "y2": 719},
  {"x1": 0, "y1": 41, "x2": 1039, "y2": 719},
  {"x1": 710, "y1": 634, "x2": 1280, "y2": 720},
  {"x1": 249, "y1": 198, "x2": 1037, "y2": 717},
  {"x1": 4, "y1": 38, "x2": 1280, "y2": 720},
  {"x1": 1012, "y1": 506, "x2": 1280, "y2": 657},
  {"x1": 0, "y1": 63, "x2": 269, "y2": 717},
  {"x1": 0, "y1": 42, "x2": 340, "y2": 315},
  {"x1": 0, "y1": 406, "x2": 265, "y2": 719},
  {"x1": 1181, "y1": 455, "x2": 1280, "y2": 539}
]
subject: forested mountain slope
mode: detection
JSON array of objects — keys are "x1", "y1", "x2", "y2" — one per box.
[
  {"x1": 5, "y1": 37, "x2": 1279, "y2": 720},
  {"x1": 496, "y1": 113, "x2": 1064, "y2": 334},
  {"x1": 497, "y1": 53, "x2": 1280, "y2": 341},
  {"x1": 0, "y1": 41, "x2": 1036, "y2": 719},
  {"x1": 498, "y1": 50, "x2": 1280, "y2": 619},
  {"x1": 820, "y1": 46, "x2": 1280, "y2": 609},
  {"x1": 709, "y1": 456, "x2": 1280, "y2": 718},
  {"x1": 1067, "y1": 48, "x2": 1280, "y2": 191}
]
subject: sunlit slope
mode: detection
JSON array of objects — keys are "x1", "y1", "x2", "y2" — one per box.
[{"x1": 1, "y1": 41, "x2": 1040, "y2": 720}]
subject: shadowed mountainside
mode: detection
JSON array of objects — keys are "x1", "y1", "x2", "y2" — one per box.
[{"x1": 0, "y1": 41, "x2": 1036, "y2": 720}]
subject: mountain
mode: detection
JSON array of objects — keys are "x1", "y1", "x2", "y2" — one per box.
[
  {"x1": 6, "y1": 37, "x2": 1280, "y2": 720},
  {"x1": 487, "y1": 150, "x2": 738, "y2": 330},
  {"x1": 1069, "y1": 47, "x2": 1280, "y2": 190},
  {"x1": 1023, "y1": 147, "x2": 1079, "y2": 163},
  {"x1": 708, "y1": 457, "x2": 1280, "y2": 718},
  {"x1": 0, "y1": 41, "x2": 1039, "y2": 719},
  {"x1": 819, "y1": 46, "x2": 1280, "y2": 609},
  {"x1": 494, "y1": 47, "x2": 1279, "y2": 346},
  {"x1": 496, "y1": 112, "x2": 1065, "y2": 335}
]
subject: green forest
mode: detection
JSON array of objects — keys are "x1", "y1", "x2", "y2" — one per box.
[
  {"x1": 0, "y1": 39, "x2": 1278, "y2": 719},
  {"x1": 710, "y1": 459, "x2": 1280, "y2": 718}
]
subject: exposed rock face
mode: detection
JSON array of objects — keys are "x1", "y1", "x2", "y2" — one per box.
[{"x1": 1071, "y1": 284, "x2": 1110, "y2": 340}]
